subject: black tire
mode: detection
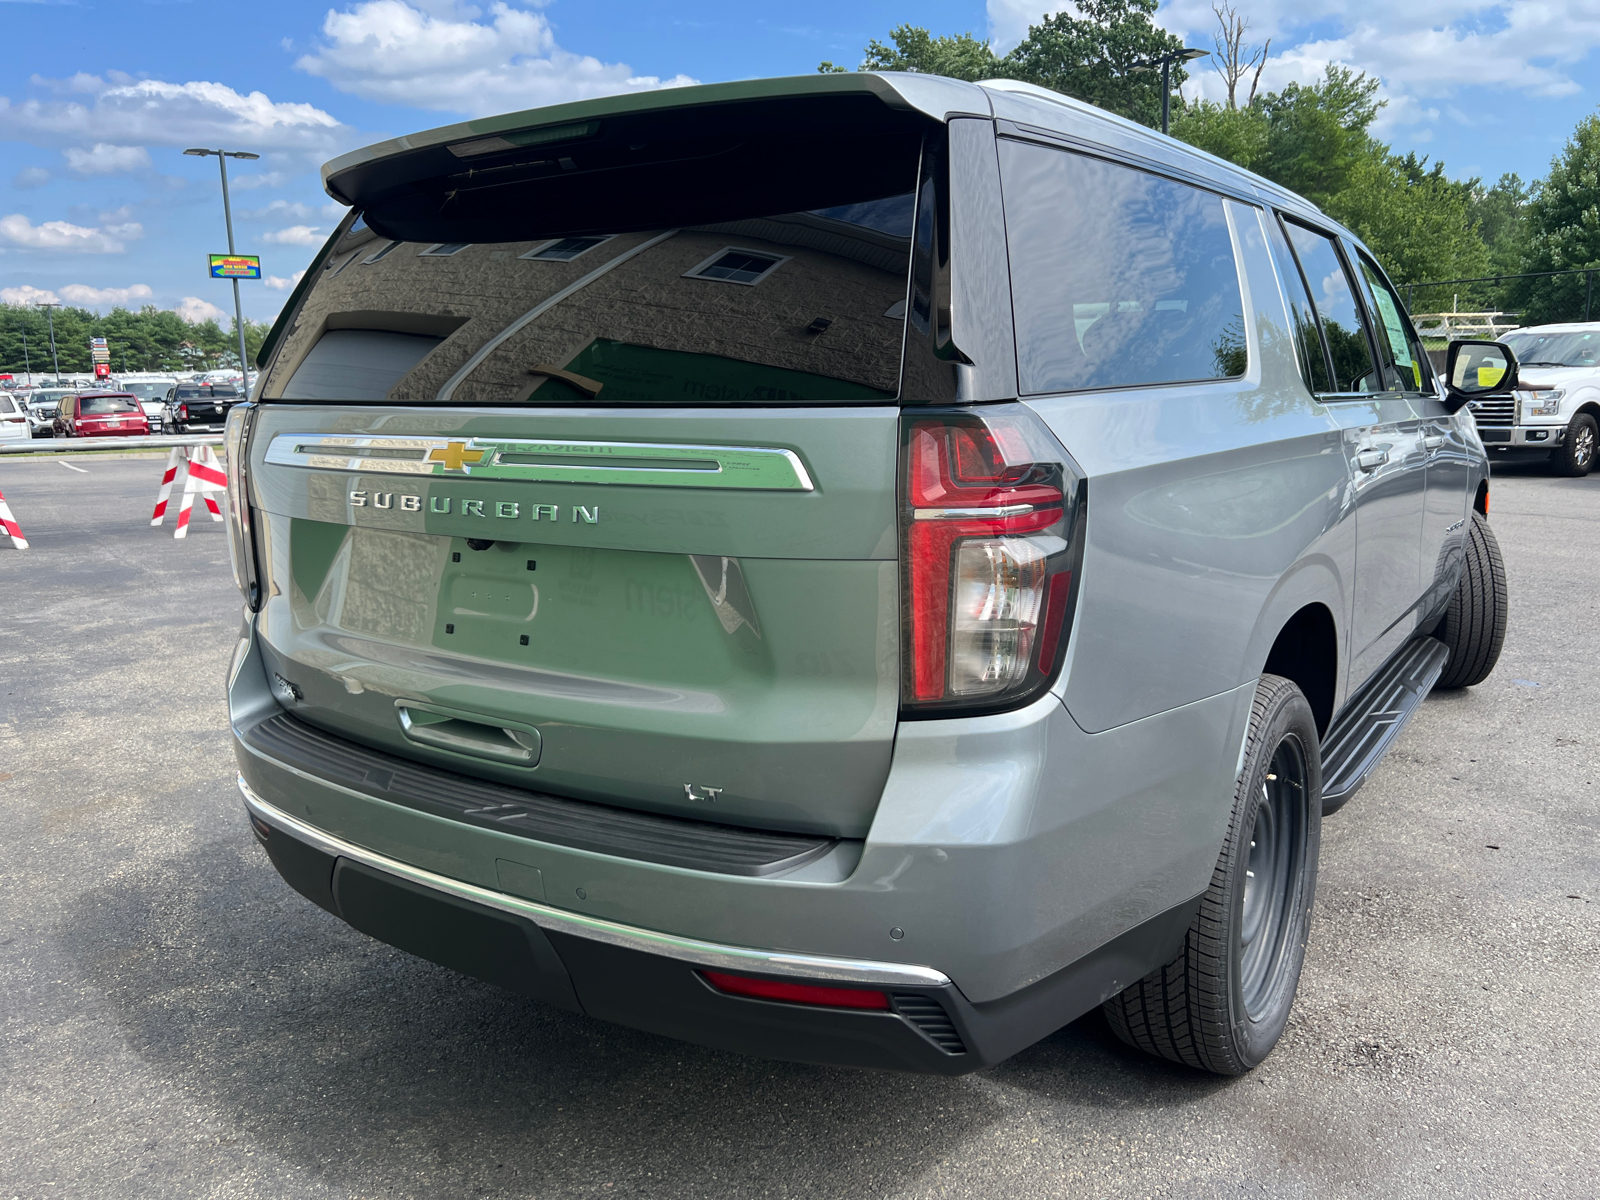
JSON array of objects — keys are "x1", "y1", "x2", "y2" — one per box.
[
  {"x1": 1104, "y1": 674, "x2": 1322, "y2": 1075},
  {"x1": 1551, "y1": 412, "x2": 1597, "y2": 477},
  {"x1": 1432, "y1": 511, "x2": 1507, "y2": 689}
]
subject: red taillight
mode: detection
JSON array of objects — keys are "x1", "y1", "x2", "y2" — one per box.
[
  {"x1": 901, "y1": 408, "x2": 1081, "y2": 713},
  {"x1": 179, "y1": 403, "x2": 189, "y2": 420},
  {"x1": 701, "y1": 971, "x2": 891, "y2": 1010}
]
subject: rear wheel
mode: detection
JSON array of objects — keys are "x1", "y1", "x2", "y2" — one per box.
[
  {"x1": 1551, "y1": 413, "x2": 1597, "y2": 477},
  {"x1": 1432, "y1": 511, "x2": 1507, "y2": 689},
  {"x1": 1104, "y1": 674, "x2": 1321, "y2": 1075}
]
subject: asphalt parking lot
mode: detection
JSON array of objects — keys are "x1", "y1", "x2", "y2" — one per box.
[{"x1": 1, "y1": 454, "x2": 1596, "y2": 1199}]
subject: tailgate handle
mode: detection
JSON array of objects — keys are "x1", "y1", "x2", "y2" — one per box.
[{"x1": 396, "y1": 701, "x2": 541, "y2": 765}]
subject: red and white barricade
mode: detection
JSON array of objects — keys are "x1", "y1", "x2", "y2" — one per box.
[
  {"x1": 150, "y1": 445, "x2": 227, "y2": 539},
  {"x1": 0, "y1": 482, "x2": 27, "y2": 550}
]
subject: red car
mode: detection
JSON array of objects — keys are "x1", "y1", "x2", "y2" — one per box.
[{"x1": 53, "y1": 391, "x2": 151, "y2": 438}]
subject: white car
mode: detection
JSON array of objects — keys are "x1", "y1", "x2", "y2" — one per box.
[
  {"x1": 0, "y1": 391, "x2": 29, "y2": 444},
  {"x1": 1489, "y1": 324, "x2": 1600, "y2": 476},
  {"x1": 116, "y1": 374, "x2": 179, "y2": 426}
]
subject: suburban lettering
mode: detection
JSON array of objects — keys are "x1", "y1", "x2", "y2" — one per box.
[
  {"x1": 462, "y1": 499, "x2": 485, "y2": 517},
  {"x1": 400, "y1": 495, "x2": 421, "y2": 512},
  {"x1": 531, "y1": 504, "x2": 559, "y2": 521},
  {"x1": 373, "y1": 492, "x2": 393, "y2": 510},
  {"x1": 349, "y1": 491, "x2": 367, "y2": 507},
  {"x1": 429, "y1": 496, "x2": 452, "y2": 514},
  {"x1": 573, "y1": 505, "x2": 599, "y2": 524},
  {"x1": 496, "y1": 501, "x2": 519, "y2": 519}
]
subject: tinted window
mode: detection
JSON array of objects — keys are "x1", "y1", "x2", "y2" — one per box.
[
  {"x1": 0, "y1": 395, "x2": 13, "y2": 414},
  {"x1": 79, "y1": 394, "x2": 141, "y2": 414},
  {"x1": 1355, "y1": 256, "x2": 1429, "y2": 392},
  {"x1": 1000, "y1": 140, "x2": 1246, "y2": 393},
  {"x1": 1282, "y1": 221, "x2": 1379, "y2": 393},
  {"x1": 262, "y1": 117, "x2": 924, "y2": 407},
  {"x1": 1263, "y1": 214, "x2": 1332, "y2": 392}
]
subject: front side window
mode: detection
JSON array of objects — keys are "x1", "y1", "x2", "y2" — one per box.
[
  {"x1": 1355, "y1": 255, "x2": 1429, "y2": 392},
  {"x1": 1000, "y1": 139, "x2": 1247, "y2": 394},
  {"x1": 1282, "y1": 221, "x2": 1379, "y2": 393}
]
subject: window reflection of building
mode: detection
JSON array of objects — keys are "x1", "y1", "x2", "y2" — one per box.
[{"x1": 265, "y1": 203, "x2": 913, "y2": 406}]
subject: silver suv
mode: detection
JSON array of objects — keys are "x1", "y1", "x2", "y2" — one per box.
[{"x1": 225, "y1": 74, "x2": 1512, "y2": 1076}]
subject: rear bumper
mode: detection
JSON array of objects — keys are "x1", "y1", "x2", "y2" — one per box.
[
  {"x1": 230, "y1": 611, "x2": 1247, "y2": 1070},
  {"x1": 241, "y1": 776, "x2": 1197, "y2": 1074}
]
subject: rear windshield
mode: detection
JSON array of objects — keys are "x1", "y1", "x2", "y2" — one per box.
[
  {"x1": 79, "y1": 394, "x2": 141, "y2": 414},
  {"x1": 122, "y1": 382, "x2": 172, "y2": 400},
  {"x1": 262, "y1": 102, "x2": 925, "y2": 407}
]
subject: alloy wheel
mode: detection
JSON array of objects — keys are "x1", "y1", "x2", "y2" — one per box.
[{"x1": 1239, "y1": 735, "x2": 1309, "y2": 1019}]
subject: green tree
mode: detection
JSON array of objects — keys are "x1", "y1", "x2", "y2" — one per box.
[
  {"x1": 822, "y1": 25, "x2": 1001, "y2": 80},
  {"x1": 819, "y1": 1, "x2": 1189, "y2": 130},
  {"x1": 1002, "y1": 0, "x2": 1190, "y2": 128},
  {"x1": 0, "y1": 303, "x2": 273, "y2": 376},
  {"x1": 1331, "y1": 153, "x2": 1490, "y2": 291},
  {"x1": 1512, "y1": 112, "x2": 1600, "y2": 324},
  {"x1": 1169, "y1": 99, "x2": 1269, "y2": 171},
  {"x1": 1470, "y1": 173, "x2": 1537, "y2": 277},
  {"x1": 1253, "y1": 66, "x2": 1383, "y2": 208}
]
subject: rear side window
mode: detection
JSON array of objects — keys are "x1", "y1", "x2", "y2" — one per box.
[
  {"x1": 0, "y1": 396, "x2": 13, "y2": 414},
  {"x1": 1281, "y1": 221, "x2": 1379, "y2": 393},
  {"x1": 1355, "y1": 255, "x2": 1430, "y2": 392},
  {"x1": 1263, "y1": 214, "x2": 1333, "y2": 393},
  {"x1": 999, "y1": 140, "x2": 1246, "y2": 394}
]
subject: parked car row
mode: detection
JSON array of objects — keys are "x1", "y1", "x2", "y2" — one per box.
[{"x1": 0, "y1": 379, "x2": 243, "y2": 439}]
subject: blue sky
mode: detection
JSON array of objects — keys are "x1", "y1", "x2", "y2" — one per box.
[{"x1": 2, "y1": 0, "x2": 1596, "y2": 328}]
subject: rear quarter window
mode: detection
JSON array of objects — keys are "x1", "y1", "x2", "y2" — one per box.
[{"x1": 999, "y1": 140, "x2": 1247, "y2": 394}]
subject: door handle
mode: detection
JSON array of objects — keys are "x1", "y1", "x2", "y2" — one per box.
[
  {"x1": 1355, "y1": 449, "x2": 1389, "y2": 472},
  {"x1": 1422, "y1": 434, "x2": 1447, "y2": 450},
  {"x1": 396, "y1": 701, "x2": 541, "y2": 765}
]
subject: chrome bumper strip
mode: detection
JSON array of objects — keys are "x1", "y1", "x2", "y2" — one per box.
[{"x1": 237, "y1": 774, "x2": 950, "y2": 989}]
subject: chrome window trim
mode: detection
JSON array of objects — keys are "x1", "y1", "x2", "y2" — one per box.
[{"x1": 237, "y1": 774, "x2": 950, "y2": 989}]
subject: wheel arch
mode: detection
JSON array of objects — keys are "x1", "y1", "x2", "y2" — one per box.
[
  {"x1": 1244, "y1": 558, "x2": 1345, "y2": 738},
  {"x1": 1261, "y1": 603, "x2": 1339, "y2": 737}
]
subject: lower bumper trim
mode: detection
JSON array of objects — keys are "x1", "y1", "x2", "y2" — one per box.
[{"x1": 236, "y1": 774, "x2": 949, "y2": 990}]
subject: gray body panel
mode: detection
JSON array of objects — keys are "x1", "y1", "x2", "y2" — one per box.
[{"x1": 228, "y1": 72, "x2": 1492, "y2": 1046}]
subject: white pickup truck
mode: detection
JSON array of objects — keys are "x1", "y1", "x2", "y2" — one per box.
[{"x1": 1477, "y1": 324, "x2": 1600, "y2": 476}]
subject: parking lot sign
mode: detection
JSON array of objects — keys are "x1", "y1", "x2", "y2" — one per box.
[{"x1": 209, "y1": 254, "x2": 261, "y2": 279}]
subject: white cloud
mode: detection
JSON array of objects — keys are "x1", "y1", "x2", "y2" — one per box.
[
  {"x1": 175, "y1": 296, "x2": 228, "y2": 323},
  {"x1": 12, "y1": 166, "x2": 49, "y2": 189},
  {"x1": 264, "y1": 269, "x2": 307, "y2": 291},
  {"x1": 228, "y1": 171, "x2": 289, "y2": 191},
  {"x1": 0, "y1": 74, "x2": 351, "y2": 159},
  {"x1": 58, "y1": 283, "x2": 155, "y2": 307},
  {"x1": 987, "y1": 1, "x2": 1600, "y2": 147},
  {"x1": 0, "y1": 213, "x2": 139, "y2": 253},
  {"x1": 62, "y1": 143, "x2": 151, "y2": 175},
  {"x1": 239, "y1": 198, "x2": 318, "y2": 221},
  {"x1": 295, "y1": 0, "x2": 697, "y2": 116},
  {"x1": 262, "y1": 224, "x2": 323, "y2": 245},
  {"x1": 1, "y1": 284, "x2": 60, "y2": 306}
]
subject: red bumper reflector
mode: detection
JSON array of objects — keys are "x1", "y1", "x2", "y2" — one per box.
[{"x1": 701, "y1": 970, "x2": 891, "y2": 1010}]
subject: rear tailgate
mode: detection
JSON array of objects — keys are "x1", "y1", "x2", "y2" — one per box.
[{"x1": 249, "y1": 405, "x2": 898, "y2": 837}]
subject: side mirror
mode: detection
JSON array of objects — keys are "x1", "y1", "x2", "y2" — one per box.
[{"x1": 1443, "y1": 339, "x2": 1519, "y2": 414}]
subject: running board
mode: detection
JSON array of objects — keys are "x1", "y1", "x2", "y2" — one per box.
[{"x1": 1320, "y1": 636, "x2": 1449, "y2": 815}]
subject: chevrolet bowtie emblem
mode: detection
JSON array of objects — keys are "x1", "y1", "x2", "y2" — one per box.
[{"x1": 428, "y1": 441, "x2": 485, "y2": 471}]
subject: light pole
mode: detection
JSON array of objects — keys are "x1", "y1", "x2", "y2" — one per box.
[
  {"x1": 1133, "y1": 48, "x2": 1210, "y2": 135},
  {"x1": 36, "y1": 302, "x2": 61, "y2": 381},
  {"x1": 184, "y1": 147, "x2": 260, "y2": 383}
]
